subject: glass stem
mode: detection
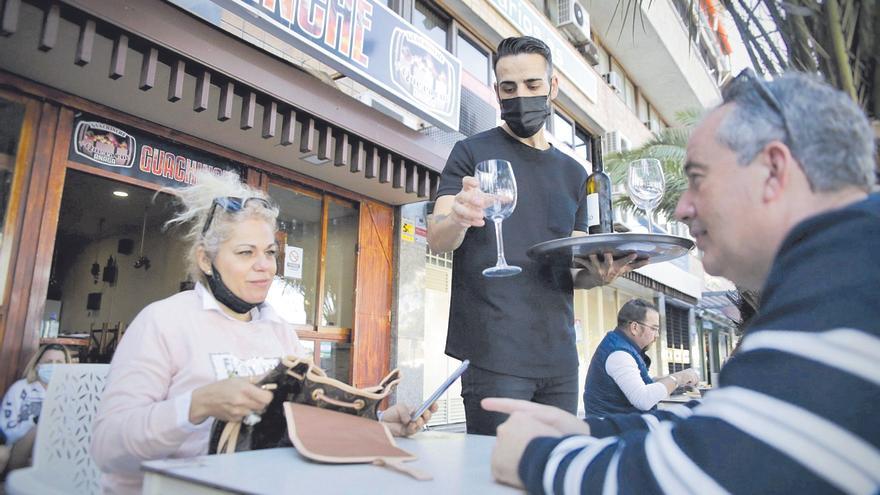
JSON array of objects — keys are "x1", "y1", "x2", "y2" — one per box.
[
  {"x1": 493, "y1": 218, "x2": 509, "y2": 267},
  {"x1": 646, "y1": 208, "x2": 654, "y2": 234}
]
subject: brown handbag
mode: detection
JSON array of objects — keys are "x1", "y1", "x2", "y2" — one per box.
[{"x1": 209, "y1": 357, "x2": 401, "y2": 454}]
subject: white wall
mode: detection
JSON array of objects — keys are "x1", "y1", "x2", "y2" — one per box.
[{"x1": 56, "y1": 228, "x2": 188, "y2": 334}]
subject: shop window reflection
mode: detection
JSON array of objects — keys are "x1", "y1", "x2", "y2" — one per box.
[
  {"x1": 322, "y1": 201, "x2": 357, "y2": 328},
  {"x1": 267, "y1": 185, "x2": 322, "y2": 326}
]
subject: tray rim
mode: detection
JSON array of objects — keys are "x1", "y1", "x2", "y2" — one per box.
[{"x1": 526, "y1": 232, "x2": 695, "y2": 264}]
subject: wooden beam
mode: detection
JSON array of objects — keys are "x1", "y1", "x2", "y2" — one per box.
[
  {"x1": 75, "y1": 19, "x2": 96, "y2": 66},
  {"x1": 417, "y1": 166, "x2": 429, "y2": 198},
  {"x1": 168, "y1": 59, "x2": 185, "y2": 102},
  {"x1": 350, "y1": 140, "x2": 365, "y2": 173},
  {"x1": 138, "y1": 46, "x2": 158, "y2": 89},
  {"x1": 109, "y1": 33, "x2": 128, "y2": 79},
  {"x1": 333, "y1": 129, "x2": 349, "y2": 167},
  {"x1": 262, "y1": 100, "x2": 277, "y2": 138},
  {"x1": 299, "y1": 116, "x2": 315, "y2": 154},
  {"x1": 378, "y1": 152, "x2": 393, "y2": 184},
  {"x1": 194, "y1": 70, "x2": 211, "y2": 112},
  {"x1": 316, "y1": 123, "x2": 333, "y2": 161},
  {"x1": 241, "y1": 91, "x2": 256, "y2": 130},
  {"x1": 364, "y1": 145, "x2": 378, "y2": 179},
  {"x1": 404, "y1": 162, "x2": 416, "y2": 193},
  {"x1": 392, "y1": 157, "x2": 404, "y2": 189},
  {"x1": 1, "y1": 0, "x2": 21, "y2": 36},
  {"x1": 280, "y1": 108, "x2": 296, "y2": 145},
  {"x1": 429, "y1": 172, "x2": 439, "y2": 200},
  {"x1": 218, "y1": 80, "x2": 233, "y2": 121},
  {"x1": 38, "y1": 3, "x2": 60, "y2": 51}
]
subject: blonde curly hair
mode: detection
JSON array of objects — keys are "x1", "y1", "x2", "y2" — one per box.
[{"x1": 164, "y1": 170, "x2": 279, "y2": 285}]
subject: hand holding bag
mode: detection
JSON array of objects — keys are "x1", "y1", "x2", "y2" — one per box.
[{"x1": 209, "y1": 357, "x2": 401, "y2": 454}]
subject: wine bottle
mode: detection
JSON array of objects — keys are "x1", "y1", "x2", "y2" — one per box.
[{"x1": 587, "y1": 137, "x2": 613, "y2": 234}]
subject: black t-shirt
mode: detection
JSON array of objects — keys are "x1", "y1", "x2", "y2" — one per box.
[{"x1": 436, "y1": 127, "x2": 589, "y2": 378}]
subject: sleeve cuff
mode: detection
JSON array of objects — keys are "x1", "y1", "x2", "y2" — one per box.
[
  {"x1": 519, "y1": 436, "x2": 565, "y2": 494},
  {"x1": 174, "y1": 391, "x2": 204, "y2": 432}
]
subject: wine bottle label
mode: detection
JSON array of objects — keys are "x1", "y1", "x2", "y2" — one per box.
[{"x1": 587, "y1": 193, "x2": 599, "y2": 227}]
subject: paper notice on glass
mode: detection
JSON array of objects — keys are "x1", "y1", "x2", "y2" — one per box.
[{"x1": 285, "y1": 246, "x2": 303, "y2": 280}]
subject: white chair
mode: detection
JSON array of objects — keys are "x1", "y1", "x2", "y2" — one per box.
[{"x1": 5, "y1": 364, "x2": 110, "y2": 495}]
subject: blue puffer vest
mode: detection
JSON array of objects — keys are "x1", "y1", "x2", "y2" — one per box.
[{"x1": 582, "y1": 329, "x2": 654, "y2": 417}]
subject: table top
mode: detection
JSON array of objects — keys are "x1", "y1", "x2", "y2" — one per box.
[{"x1": 142, "y1": 431, "x2": 519, "y2": 495}]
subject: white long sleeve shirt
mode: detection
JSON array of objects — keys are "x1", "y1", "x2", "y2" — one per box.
[
  {"x1": 91, "y1": 284, "x2": 307, "y2": 495},
  {"x1": 604, "y1": 351, "x2": 669, "y2": 411}
]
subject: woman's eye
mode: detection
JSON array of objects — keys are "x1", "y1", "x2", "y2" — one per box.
[{"x1": 237, "y1": 250, "x2": 253, "y2": 256}]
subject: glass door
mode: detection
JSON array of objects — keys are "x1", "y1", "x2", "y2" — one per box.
[{"x1": 265, "y1": 181, "x2": 358, "y2": 381}]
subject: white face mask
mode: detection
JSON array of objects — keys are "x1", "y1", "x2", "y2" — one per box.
[{"x1": 37, "y1": 363, "x2": 56, "y2": 384}]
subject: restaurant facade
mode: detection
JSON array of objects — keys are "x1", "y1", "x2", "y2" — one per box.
[
  {"x1": 0, "y1": 0, "x2": 462, "y2": 394},
  {"x1": 0, "y1": 0, "x2": 733, "y2": 419}
]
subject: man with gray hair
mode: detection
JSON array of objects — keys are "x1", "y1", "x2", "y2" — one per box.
[{"x1": 481, "y1": 70, "x2": 880, "y2": 493}]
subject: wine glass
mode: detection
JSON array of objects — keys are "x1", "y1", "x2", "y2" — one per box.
[
  {"x1": 475, "y1": 159, "x2": 521, "y2": 277},
  {"x1": 626, "y1": 159, "x2": 665, "y2": 234}
]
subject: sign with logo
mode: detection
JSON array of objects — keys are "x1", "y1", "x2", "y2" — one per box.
[
  {"x1": 169, "y1": 0, "x2": 462, "y2": 131},
  {"x1": 284, "y1": 245, "x2": 304, "y2": 279},
  {"x1": 69, "y1": 114, "x2": 246, "y2": 188},
  {"x1": 487, "y1": 0, "x2": 598, "y2": 103}
]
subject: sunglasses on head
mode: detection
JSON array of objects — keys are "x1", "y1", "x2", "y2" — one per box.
[
  {"x1": 202, "y1": 197, "x2": 273, "y2": 235},
  {"x1": 722, "y1": 69, "x2": 796, "y2": 149}
]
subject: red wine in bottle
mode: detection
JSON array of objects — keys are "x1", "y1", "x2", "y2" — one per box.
[{"x1": 587, "y1": 136, "x2": 613, "y2": 234}]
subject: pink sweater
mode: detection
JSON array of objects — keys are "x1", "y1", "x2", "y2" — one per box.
[{"x1": 91, "y1": 284, "x2": 306, "y2": 494}]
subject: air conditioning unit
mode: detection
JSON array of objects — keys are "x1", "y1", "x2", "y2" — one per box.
[
  {"x1": 602, "y1": 131, "x2": 631, "y2": 154},
  {"x1": 645, "y1": 119, "x2": 661, "y2": 133},
  {"x1": 551, "y1": 0, "x2": 591, "y2": 44},
  {"x1": 603, "y1": 72, "x2": 623, "y2": 93}
]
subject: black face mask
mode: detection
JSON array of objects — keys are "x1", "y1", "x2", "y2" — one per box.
[
  {"x1": 500, "y1": 94, "x2": 551, "y2": 138},
  {"x1": 205, "y1": 264, "x2": 259, "y2": 314}
]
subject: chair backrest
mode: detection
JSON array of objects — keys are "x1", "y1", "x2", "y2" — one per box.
[{"x1": 32, "y1": 364, "x2": 110, "y2": 495}]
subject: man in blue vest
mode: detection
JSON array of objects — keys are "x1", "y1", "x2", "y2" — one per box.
[{"x1": 582, "y1": 299, "x2": 699, "y2": 417}]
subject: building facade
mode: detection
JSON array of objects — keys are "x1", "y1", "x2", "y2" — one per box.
[{"x1": 0, "y1": 0, "x2": 733, "y2": 412}]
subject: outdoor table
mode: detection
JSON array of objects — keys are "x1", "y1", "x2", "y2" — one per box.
[{"x1": 142, "y1": 431, "x2": 519, "y2": 494}]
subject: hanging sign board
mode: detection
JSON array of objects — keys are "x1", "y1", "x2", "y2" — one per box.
[
  {"x1": 169, "y1": 0, "x2": 462, "y2": 131},
  {"x1": 68, "y1": 114, "x2": 246, "y2": 188}
]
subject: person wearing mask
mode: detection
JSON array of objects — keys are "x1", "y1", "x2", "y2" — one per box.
[
  {"x1": 92, "y1": 171, "x2": 433, "y2": 494},
  {"x1": 0, "y1": 344, "x2": 71, "y2": 473},
  {"x1": 582, "y1": 299, "x2": 699, "y2": 417},
  {"x1": 483, "y1": 71, "x2": 879, "y2": 493},
  {"x1": 427, "y1": 35, "x2": 644, "y2": 435}
]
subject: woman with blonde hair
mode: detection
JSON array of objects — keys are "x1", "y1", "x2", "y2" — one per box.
[
  {"x1": 0, "y1": 343, "x2": 71, "y2": 473},
  {"x1": 92, "y1": 171, "x2": 431, "y2": 494}
]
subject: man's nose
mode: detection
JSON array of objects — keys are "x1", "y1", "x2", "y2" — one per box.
[{"x1": 674, "y1": 191, "x2": 694, "y2": 222}]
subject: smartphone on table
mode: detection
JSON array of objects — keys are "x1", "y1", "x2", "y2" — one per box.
[{"x1": 410, "y1": 359, "x2": 470, "y2": 422}]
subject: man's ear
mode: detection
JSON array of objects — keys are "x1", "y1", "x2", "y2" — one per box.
[
  {"x1": 760, "y1": 141, "x2": 795, "y2": 203},
  {"x1": 196, "y1": 246, "x2": 212, "y2": 275},
  {"x1": 549, "y1": 73, "x2": 559, "y2": 100}
]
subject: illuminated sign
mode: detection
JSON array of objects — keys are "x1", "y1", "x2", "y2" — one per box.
[
  {"x1": 69, "y1": 114, "x2": 245, "y2": 188},
  {"x1": 170, "y1": 0, "x2": 462, "y2": 131}
]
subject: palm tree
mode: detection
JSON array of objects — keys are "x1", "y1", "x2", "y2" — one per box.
[
  {"x1": 604, "y1": 110, "x2": 699, "y2": 221},
  {"x1": 718, "y1": 0, "x2": 878, "y2": 121}
]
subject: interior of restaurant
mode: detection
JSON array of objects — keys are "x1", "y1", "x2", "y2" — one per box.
[
  {"x1": 44, "y1": 170, "x2": 183, "y2": 361},
  {"x1": 43, "y1": 170, "x2": 356, "y2": 378}
]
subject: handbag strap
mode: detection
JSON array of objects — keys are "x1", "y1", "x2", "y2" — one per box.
[
  {"x1": 372, "y1": 458, "x2": 433, "y2": 481},
  {"x1": 216, "y1": 421, "x2": 242, "y2": 454},
  {"x1": 311, "y1": 388, "x2": 366, "y2": 411}
]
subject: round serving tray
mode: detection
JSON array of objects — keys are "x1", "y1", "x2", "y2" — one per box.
[{"x1": 527, "y1": 233, "x2": 695, "y2": 266}]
